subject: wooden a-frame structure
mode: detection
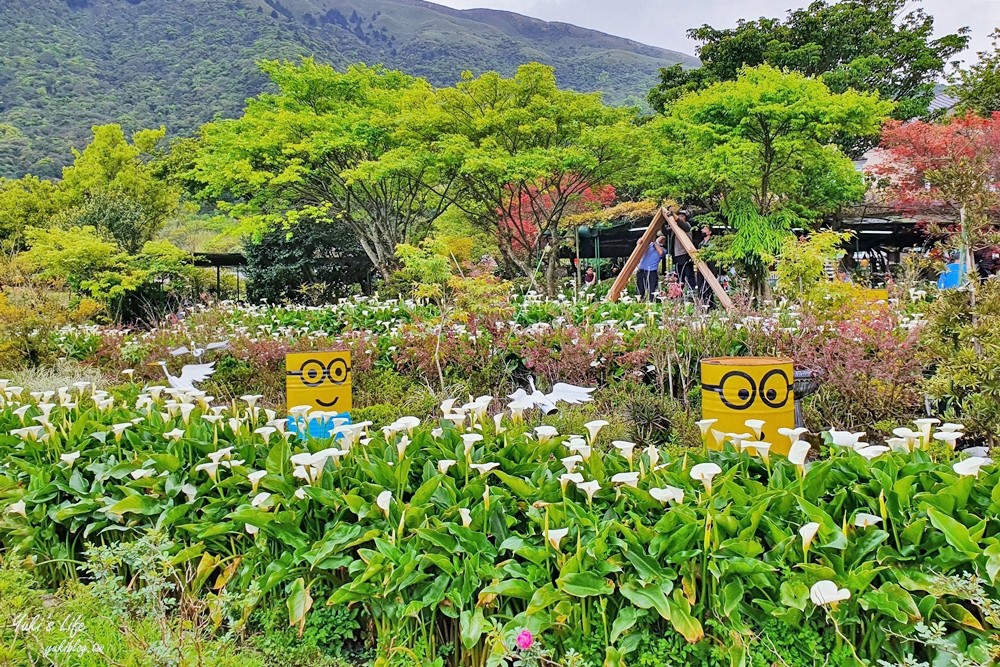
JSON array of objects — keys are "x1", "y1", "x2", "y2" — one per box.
[{"x1": 607, "y1": 207, "x2": 734, "y2": 310}]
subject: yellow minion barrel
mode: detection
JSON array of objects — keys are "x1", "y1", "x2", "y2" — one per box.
[{"x1": 701, "y1": 357, "x2": 795, "y2": 456}]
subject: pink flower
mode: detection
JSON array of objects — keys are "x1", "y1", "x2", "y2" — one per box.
[{"x1": 515, "y1": 630, "x2": 533, "y2": 650}]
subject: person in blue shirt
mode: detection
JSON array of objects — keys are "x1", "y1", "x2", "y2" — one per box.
[{"x1": 635, "y1": 232, "x2": 666, "y2": 301}]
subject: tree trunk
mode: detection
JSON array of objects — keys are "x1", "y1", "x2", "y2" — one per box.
[{"x1": 544, "y1": 243, "x2": 560, "y2": 298}]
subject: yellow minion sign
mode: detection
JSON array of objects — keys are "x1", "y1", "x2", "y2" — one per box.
[
  {"x1": 285, "y1": 351, "x2": 352, "y2": 412},
  {"x1": 701, "y1": 357, "x2": 795, "y2": 455}
]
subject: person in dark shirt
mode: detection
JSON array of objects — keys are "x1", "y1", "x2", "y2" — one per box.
[
  {"x1": 672, "y1": 211, "x2": 696, "y2": 294},
  {"x1": 582, "y1": 265, "x2": 597, "y2": 289}
]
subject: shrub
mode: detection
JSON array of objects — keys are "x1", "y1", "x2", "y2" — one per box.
[
  {"x1": 780, "y1": 306, "x2": 924, "y2": 431},
  {"x1": 920, "y1": 279, "x2": 1000, "y2": 445}
]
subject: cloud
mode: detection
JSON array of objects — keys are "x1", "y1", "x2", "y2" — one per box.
[{"x1": 434, "y1": 0, "x2": 996, "y2": 63}]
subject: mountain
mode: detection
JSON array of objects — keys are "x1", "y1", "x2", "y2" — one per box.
[{"x1": 0, "y1": 0, "x2": 697, "y2": 179}]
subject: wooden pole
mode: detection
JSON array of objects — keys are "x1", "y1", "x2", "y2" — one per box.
[
  {"x1": 608, "y1": 208, "x2": 666, "y2": 301},
  {"x1": 607, "y1": 207, "x2": 734, "y2": 311},
  {"x1": 662, "y1": 208, "x2": 734, "y2": 311}
]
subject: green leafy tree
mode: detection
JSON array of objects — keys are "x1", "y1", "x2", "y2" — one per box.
[
  {"x1": 952, "y1": 29, "x2": 1000, "y2": 115},
  {"x1": 0, "y1": 175, "x2": 60, "y2": 244},
  {"x1": 60, "y1": 125, "x2": 179, "y2": 244},
  {"x1": 17, "y1": 225, "x2": 193, "y2": 323},
  {"x1": 399, "y1": 63, "x2": 645, "y2": 294},
  {"x1": 188, "y1": 59, "x2": 448, "y2": 280},
  {"x1": 645, "y1": 65, "x2": 890, "y2": 294},
  {"x1": 243, "y1": 218, "x2": 373, "y2": 304},
  {"x1": 0, "y1": 124, "x2": 180, "y2": 250},
  {"x1": 649, "y1": 0, "x2": 968, "y2": 152}
]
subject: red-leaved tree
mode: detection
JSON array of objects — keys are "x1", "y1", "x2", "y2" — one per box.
[
  {"x1": 498, "y1": 175, "x2": 616, "y2": 294},
  {"x1": 868, "y1": 112, "x2": 1000, "y2": 274}
]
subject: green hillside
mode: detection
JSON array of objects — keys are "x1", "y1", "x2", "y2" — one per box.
[{"x1": 0, "y1": 0, "x2": 697, "y2": 179}]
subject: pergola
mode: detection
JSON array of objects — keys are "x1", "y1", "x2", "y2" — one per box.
[{"x1": 193, "y1": 252, "x2": 248, "y2": 300}]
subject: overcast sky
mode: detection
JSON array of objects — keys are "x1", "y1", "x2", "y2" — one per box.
[{"x1": 434, "y1": 0, "x2": 998, "y2": 64}]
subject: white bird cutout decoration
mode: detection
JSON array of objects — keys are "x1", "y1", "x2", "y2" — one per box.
[
  {"x1": 508, "y1": 378, "x2": 595, "y2": 415},
  {"x1": 170, "y1": 341, "x2": 228, "y2": 359},
  {"x1": 150, "y1": 360, "x2": 216, "y2": 391}
]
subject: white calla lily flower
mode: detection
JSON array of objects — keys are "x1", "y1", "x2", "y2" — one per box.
[
  {"x1": 740, "y1": 441, "x2": 771, "y2": 463},
  {"x1": 559, "y1": 472, "x2": 584, "y2": 492},
  {"x1": 932, "y1": 431, "x2": 962, "y2": 449},
  {"x1": 953, "y1": 456, "x2": 992, "y2": 478},
  {"x1": 799, "y1": 522, "x2": 820, "y2": 554},
  {"x1": 561, "y1": 455, "x2": 584, "y2": 473},
  {"x1": 644, "y1": 445, "x2": 660, "y2": 468},
  {"x1": 690, "y1": 462, "x2": 722, "y2": 493},
  {"x1": 649, "y1": 486, "x2": 684, "y2": 505},
  {"x1": 583, "y1": 420, "x2": 609, "y2": 444},
  {"x1": 438, "y1": 459, "x2": 457, "y2": 475},
  {"x1": 181, "y1": 483, "x2": 197, "y2": 503},
  {"x1": 461, "y1": 433, "x2": 483, "y2": 456},
  {"x1": 612, "y1": 440, "x2": 636, "y2": 462},
  {"x1": 574, "y1": 479, "x2": 601, "y2": 503},
  {"x1": 470, "y1": 462, "x2": 500, "y2": 476},
  {"x1": 695, "y1": 419, "x2": 717, "y2": 436},
  {"x1": 7, "y1": 500, "x2": 26, "y2": 517},
  {"x1": 60, "y1": 451, "x2": 81, "y2": 467},
  {"x1": 829, "y1": 430, "x2": 865, "y2": 448},
  {"x1": 610, "y1": 472, "x2": 640, "y2": 488},
  {"x1": 247, "y1": 470, "x2": 266, "y2": 491},
  {"x1": 534, "y1": 425, "x2": 559, "y2": 442},
  {"x1": 251, "y1": 492, "x2": 272, "y2": 508},
  {"x1": 855, "y1": 445, "x2": 890, "y2": 460},
  {"x1": 913, "y1": 418, "x2": 940, "y2": 445},
  {"x1": 459, "y1": 507, "x2": 472, "y2": 527},
  {"x1": 545, "y1": 527, "x2": 570, "y2": 550},
  {"x1": 854, "y1": 512, "x2": 882, "y2": 528},
  {"x1": 744, "y1": 419, "x2": 765, "y2": 438},
  {"x1": 376, "y1": 490, "x2": 392, "y2": 516},
  {"x1": 777, "y1": 427, "x2": 809, "y2": 446},
  {"x1": 788, "y1": 440, "x2": 811, "y2": 469},
  {"x1": 810, "y1": 580, "x2": 850, "y2": 606}
]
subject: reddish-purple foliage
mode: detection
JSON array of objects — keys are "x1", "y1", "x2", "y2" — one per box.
[{"x1": 779, "y1": 307, "x2": 924, "y2": 427}]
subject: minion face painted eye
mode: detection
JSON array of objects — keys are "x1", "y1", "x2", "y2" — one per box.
[
  {"x1": 700, "y1": 357, "x2": 795, "y2": 455},
  {"x1": 285, "y1": 352, "x2": 353, "y2": 412},
  {"x1": 759, "y1": 369, "x2": 792, "y2": 409},
  {"x1": 702, "y1": 370, "x2": 757, "y2": 410}
]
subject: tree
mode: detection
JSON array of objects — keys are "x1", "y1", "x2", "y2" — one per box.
[
  {"x1": 401, "y1": 64, "x2": 645, "y2": 294},
  {"x1": 649, "y1": 0, "x2": 968, "y2": 151},
  {"x1": 0, "y1": 175, "x2": 60, "y2": 244},
  {"x1": 952, "y1": 29, "x2": 1000, "y2": 116},
  {"x1": 17, "y1": 225, "x2": 194, "y2": 323},
  {"x1": 0, "y1": 124, "x2": 180, "y2": 250},
  {"x1": 645, "y1": 65, "x2": 890, "y2": 294},
  {"x1": 60, "y1": 125, "x2": 180, "y2": 245},
  {"x1": 869, "y1": 112, "x2": 1000, "y2": 277},
  {"x1": 243, "y1": 218, "x2": 373, "y2": 304},
  {"x1": 66, "y1": 190, "x2": 156, "y2": 255},
  {"x1": 500, "y1": 179, "x2": 616, "y2": 271},
  {"x1": 188, "y1": 59, "x2": 449, "y2": 279}
]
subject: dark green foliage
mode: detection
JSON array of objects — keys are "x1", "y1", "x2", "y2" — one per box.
[
  {"x1": 0, "y1": 0, "x2": 697, "y2": 178},
  {"x1": 243, "y1": 219, "x2": 373, "y2": 304},
  {"x1": 634, "y1": 629, "x2": 723, "y2": 666},
  {"x1": 952, "y1": 29, "x2": 1000, "y2": 115},
  {"x1": 62, "y1": 190, "x2": 154, "y2": 254},
  {"x1": 250, "y1": 582, "x2": 365, "y2": 666},
  {"x1": 648, "y1": 0, "x2": 969, "y2": 153}
]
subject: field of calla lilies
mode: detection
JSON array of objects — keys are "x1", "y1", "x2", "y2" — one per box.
[{"x1": 2, "y1": 287, "x2": 1000, "y2": 667}]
